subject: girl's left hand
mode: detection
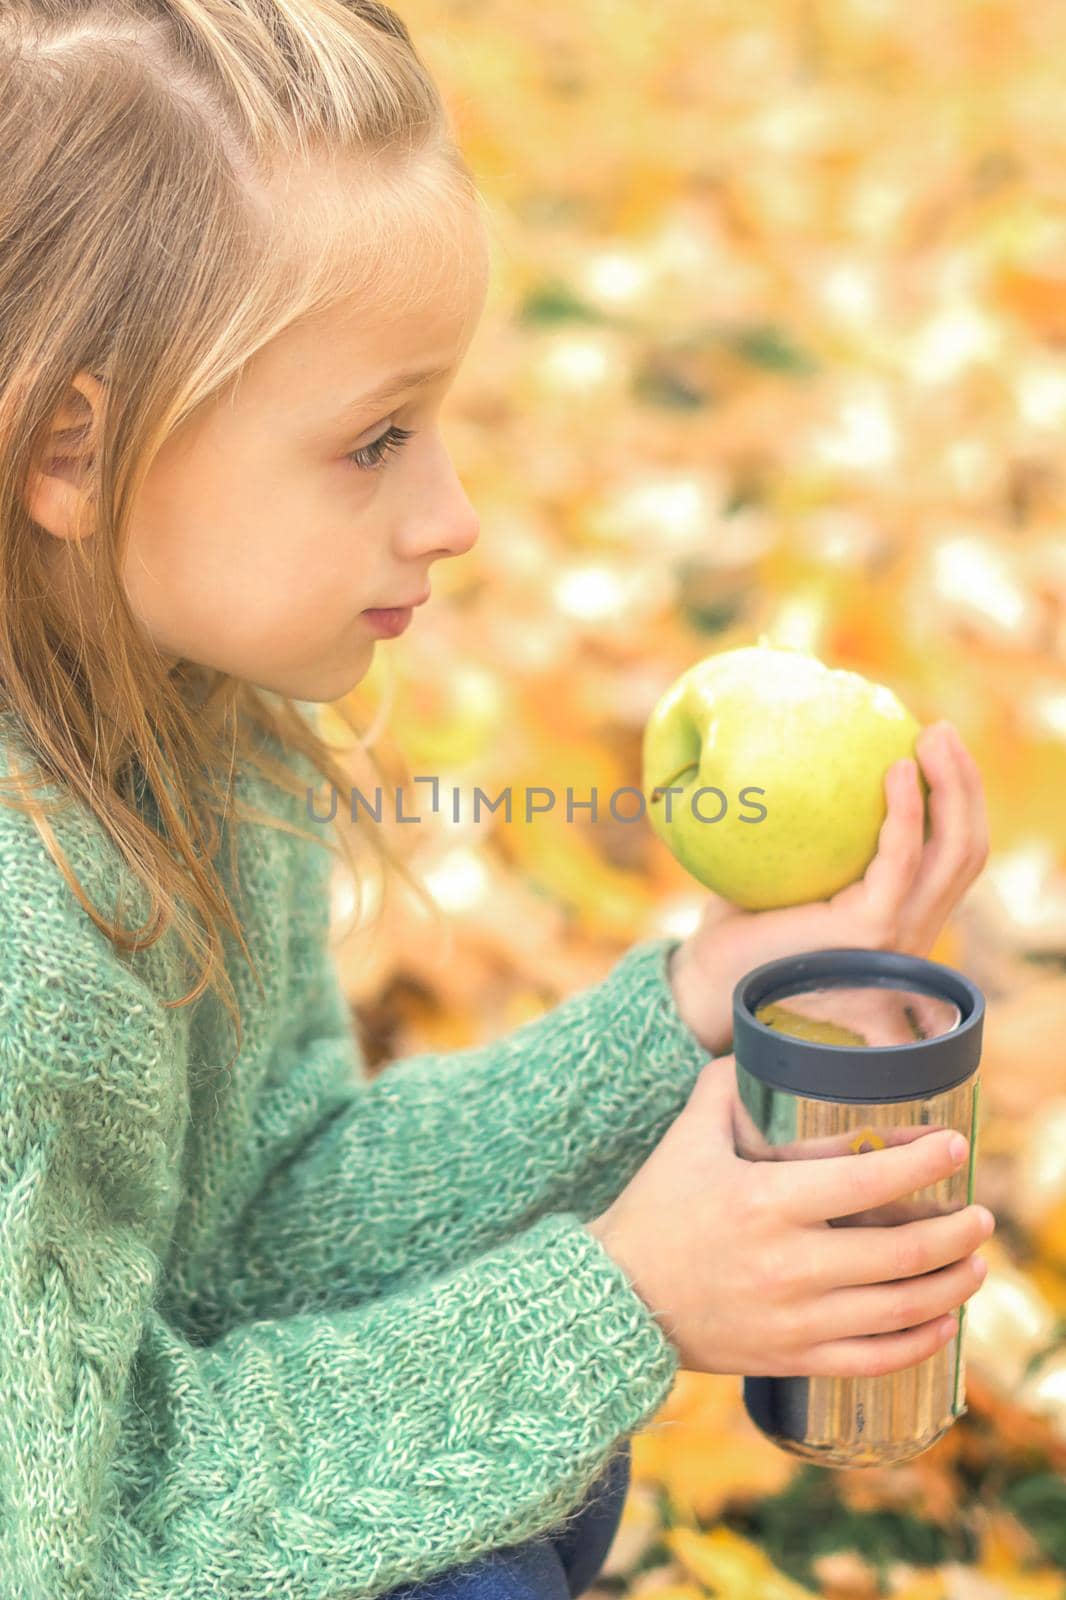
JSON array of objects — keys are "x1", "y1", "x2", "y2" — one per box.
[{"x1": 668, "y1": 719, "x2": 991, "y2": 1056}]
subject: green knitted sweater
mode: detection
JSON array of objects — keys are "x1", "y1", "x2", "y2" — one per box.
[{"x1": 0, "y1": 709, "x2": 711, "y2": 1599}]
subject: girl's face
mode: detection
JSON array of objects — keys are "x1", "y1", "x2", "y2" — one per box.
[{"x1": 37, "y1": 190, "x2": 490, "y2": 705}]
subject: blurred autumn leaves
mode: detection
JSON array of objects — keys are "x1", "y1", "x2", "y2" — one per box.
[{"x1": 319, "y1": 1, "x2": 1066, "y2": 1594}]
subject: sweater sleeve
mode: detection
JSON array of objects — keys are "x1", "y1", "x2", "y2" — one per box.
[
  {"x1": 0, "y1": 735, "x2": 690, "y2": 1600},
  {"x1": 0, "y1": 1060, "x2": 685, "y2": 1598},
  {"x1": 203, "y1": 833, "x2": 712, "y2": 1331}
]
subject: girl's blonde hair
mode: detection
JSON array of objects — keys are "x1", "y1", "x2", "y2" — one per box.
[{"x1": 0, "y1": 0, "x2": 484, "y2": 1062}]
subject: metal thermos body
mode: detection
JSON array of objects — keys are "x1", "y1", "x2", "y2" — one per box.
[{"x1": 732, "y1": 948, "x2": 985, "y2": 1469}]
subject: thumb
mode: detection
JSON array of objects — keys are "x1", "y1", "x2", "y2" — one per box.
[
  {"x1": 697, "y1": 1054, "x2": 782, "y2": 1165},
  {"x1": 684, "y1": 1053, "x2": 739, "y2": 1146}
]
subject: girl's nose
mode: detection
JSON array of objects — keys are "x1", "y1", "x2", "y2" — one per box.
[
  {"x1": 396, "y1": 438, "x2": 481, "y2": 563},
  {"x1": 432, "y1": 489, "x2": 480, "y2": 562},
  {"x1": 400, "y1": 495, "x2": 479, "y2": 566}
]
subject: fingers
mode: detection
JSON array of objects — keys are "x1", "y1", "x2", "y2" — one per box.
[
  {"x1": 793, "y1": 1202, "x2": 995, "y2": 1373},
  {"x1": 740, "y1": 1122, "x2": 943, "y2": 1212},
  {"x1": 944, "y1": 723, "x2": 991, "y2": 871},
  {"x1": 685, "y1": 1055, "x2": 741, "y2": 1148},
  {"x1": 855, "y1": 755, "x2": 926, "y2": 932},
  {"x1": 839, "y1": 720, "x2": 991, "y2": 956},
  {"x1": 898, "y1": 722, "x2": 991, "y2": 942},
  {"x1": 804, "y1": 1201, "x2": 996, "y2": 1292},
  {"x1": 803, "y1": 1250, "x2": 987, "y2": 1345},
  {"x1": 762, "y1": 1125, "x2": 969, "y2": 1226},
  {"x1": 915, "y1": 719, "x2": 977, "y2": 890},
  {"x1": 765, "y1": 1121, "x2": 932, "y2": 1166},
  {"x1": 799, "y1": 1311, "x2": 961, "y2": 1380}
]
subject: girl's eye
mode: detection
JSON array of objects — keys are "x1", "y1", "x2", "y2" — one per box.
[{"x1": 345, "y1": 424, "x2": 416, "y2": 472}]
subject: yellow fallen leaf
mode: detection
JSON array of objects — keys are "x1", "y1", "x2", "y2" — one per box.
[
  {"x1": 655, "y1": 1429, "x2": 796, "y2": 1522},
  {"x1": 992, "y1": 1572, "x2": 1066, "y2": 1600},
  {"x1": 943, "y1": 1565, "x2": 1066, "y2": 1600},
  {"x1": 666, "y1": 1524, "x2": 819, "y2": 1600},
  {"x1": 977, "y1": 1508, "x2": 1045, "y2": 1573}
]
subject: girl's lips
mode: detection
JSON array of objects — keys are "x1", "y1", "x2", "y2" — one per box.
[{"x1": 361, "y1": 606, "x2": 414, "y2": 638}]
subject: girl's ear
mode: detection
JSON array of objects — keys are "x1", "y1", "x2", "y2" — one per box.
[{"x1": 23, "y1": 370, "x2": 106, "y2": 542}]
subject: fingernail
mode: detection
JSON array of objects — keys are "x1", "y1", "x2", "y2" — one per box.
[
  {"x1": 973, "y1": 1255, "x2": 988, "y2": 1282},
  {"x1": 949, "y1": 1133, "x2": 968, "y2": 1165}
]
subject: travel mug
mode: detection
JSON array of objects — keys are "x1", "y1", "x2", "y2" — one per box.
[{"x1": 731, "y1": 947, "x2": 984, "y2": 1468}]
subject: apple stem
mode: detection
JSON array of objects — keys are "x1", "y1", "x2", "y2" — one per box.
[{"x1": 651, "y1": 761, "x2": 698, "y2": 803}]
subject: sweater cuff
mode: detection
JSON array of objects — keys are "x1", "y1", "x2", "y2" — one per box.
[
  {"x1": 506, "y1": 1209, "x2": 681, "y2": 1393},
  {"x1": 595, "y1": 932, "x2": 713, "y2": 1084},
  {"x1": 251, "y1": 1204, "x2": 687, "y2": 1516},
  {"x1": 219, "y1": 1208, "x2": 687, "y2": 1586}
]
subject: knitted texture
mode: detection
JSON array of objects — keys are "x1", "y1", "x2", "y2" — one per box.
[{"x1": 0, "y1": 711, "x2": 712, "y2": 1599}]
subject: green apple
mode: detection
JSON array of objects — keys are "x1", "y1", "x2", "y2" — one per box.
[{"x1": 641, "y1": 641, "x2": 930, "y2": 910}]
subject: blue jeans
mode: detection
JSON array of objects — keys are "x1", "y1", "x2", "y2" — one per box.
[{"x1": 379, "y1": 1436, "x2": 632, "y2": 1599}]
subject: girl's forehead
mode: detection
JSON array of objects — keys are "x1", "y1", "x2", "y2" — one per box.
[
  {"x1": 297, "y1": 163, "x2": 489, "y2": 330},
  {"x1": 318, "y1": 207, "x2": 488, "y2": 358},
  {"x1": 237, "y1": 161, "x2": 490, "y2": 399}
]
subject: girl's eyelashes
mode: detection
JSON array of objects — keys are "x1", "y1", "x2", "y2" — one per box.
[{"x1": 345, "y1": 424, "x2": 416, "y2": 472}]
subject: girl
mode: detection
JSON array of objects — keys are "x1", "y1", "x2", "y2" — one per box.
[{"x1": 0, "y1": 3, "x2": 992, "y2": 1597}]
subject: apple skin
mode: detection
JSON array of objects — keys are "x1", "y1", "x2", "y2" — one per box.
[{"x1": 641, "y1": 643, "x2": 930, "y2": 910}]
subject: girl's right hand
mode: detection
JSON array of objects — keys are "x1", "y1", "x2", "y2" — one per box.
[{"x1": 584, "y1": 1054, "x2": 995, "y2": 1378}]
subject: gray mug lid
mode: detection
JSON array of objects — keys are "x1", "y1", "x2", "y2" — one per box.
[{"x1": 732, "y1": 947, "x2": 984, "y2": 1103}]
